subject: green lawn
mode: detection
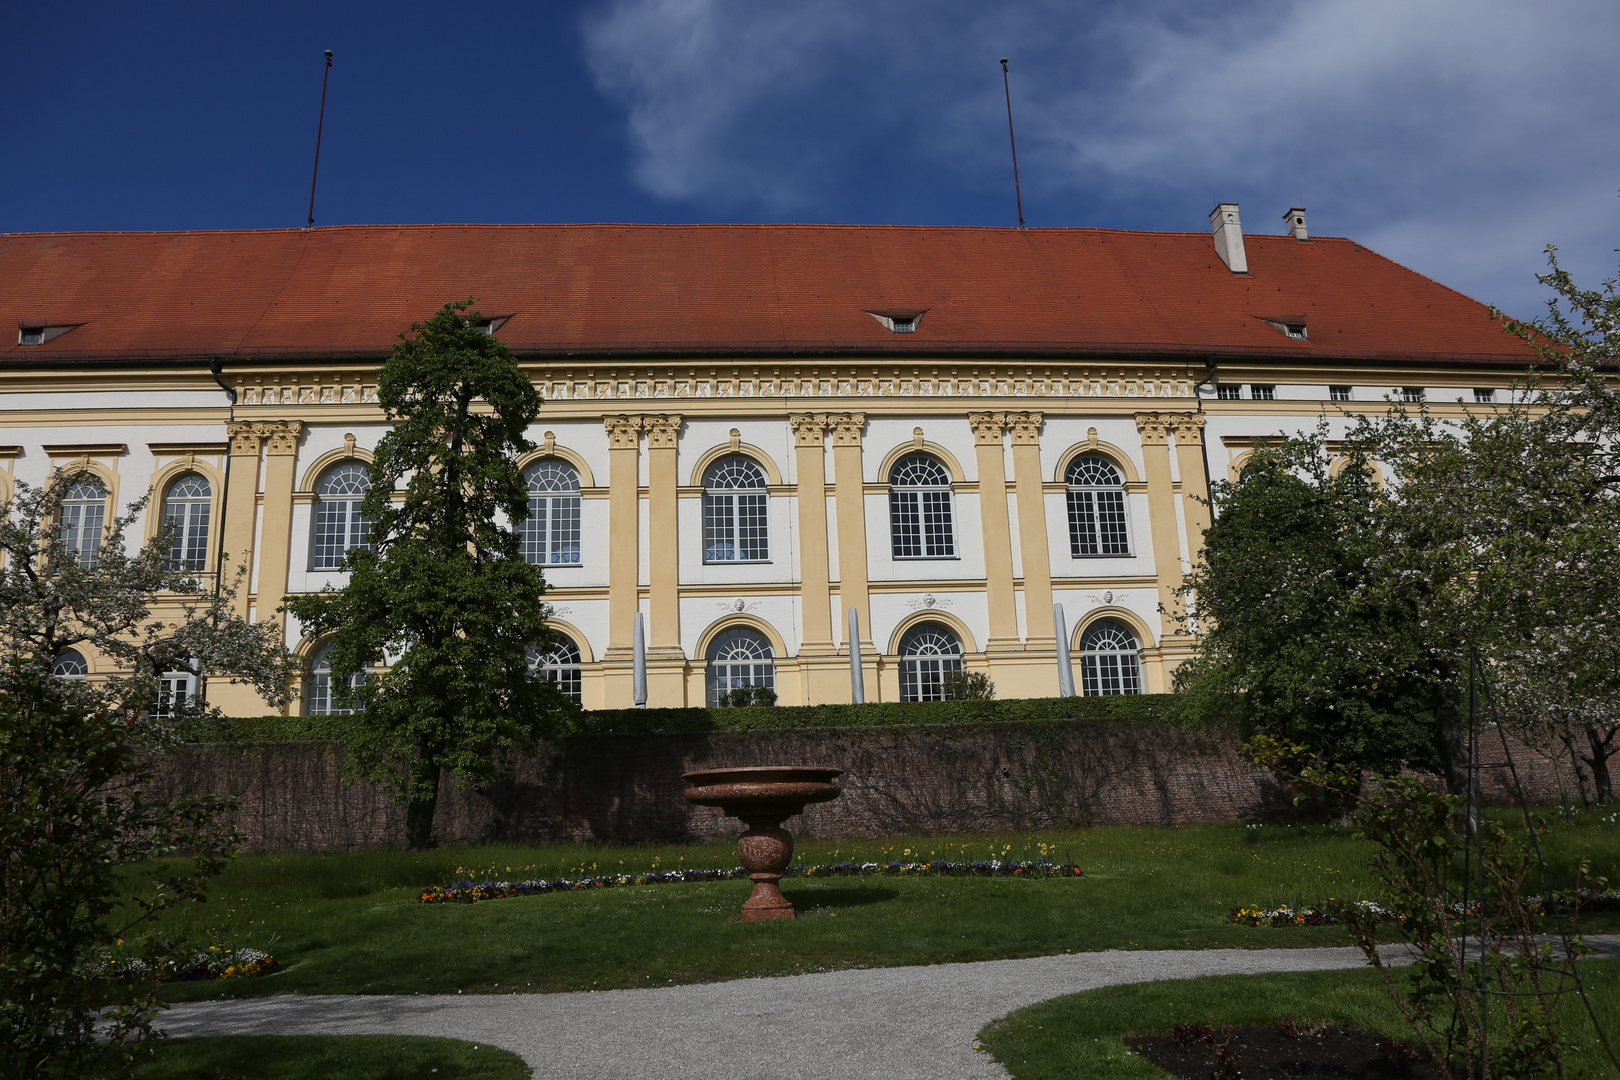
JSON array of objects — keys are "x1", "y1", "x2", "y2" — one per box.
[
  {"x1": 135, "y1": 813, "x2": 1620, "y2": 1001},
  {"x1": 976, "y1": 959, "x2": 1620, "y2": 1079},
  {"x1": 135, "y1": 1035, "x2": 528, "y2": 1080}
]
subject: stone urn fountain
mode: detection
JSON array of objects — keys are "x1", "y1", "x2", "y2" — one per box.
[{"x1": 683, "y1": 766, "x2": 843, "y2": 921}]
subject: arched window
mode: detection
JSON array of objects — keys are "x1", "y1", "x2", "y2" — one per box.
[
  {"x1": 162, "y1": 474, "x2": 212, "y2": 571},
  {"x1": 705, "y1": 627, "x2": 775, "y2": 706},
  {"x1": 52, "y1": 649, "x2": 88, "y2": 678},
  {"x1": 312, "y1": 463, "x2": 373, "y2": 570},
  {"x1": 1080, "y1": 619, "x2": 1142, "y2": 696},
  {"x1": 57, "y1": 476, "x2": 108, "y2": 568},
  {"x1": 521, "y1": 460, "x2": 582, "y2": 565},
  {"x1": 703, "y1": 456, "x2": 769, "y2": 562},
  {"x1": 306, "y1": 641, "x2": 364, "y2": 716},
  {"x1": 898, "y1": 622, "x2": 963, "y2": 702},
  {"x1": 527, "y1": 636, "x2": 583, "y2": 704},
  {"x1": 889, "y1": 455, "x2": 955, "y2": 558},
  {"x1": 1066, "y1": 455, "x2": 1131, "y2": 557}
]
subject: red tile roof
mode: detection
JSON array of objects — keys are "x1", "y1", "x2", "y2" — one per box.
[{"x1": 0, "y1": 224, "x2": 1535, "y2": 365}]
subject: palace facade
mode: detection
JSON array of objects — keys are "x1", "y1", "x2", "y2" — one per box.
[{"x1": 1, "y1": 207, "x2": 1535, "y2": 713}]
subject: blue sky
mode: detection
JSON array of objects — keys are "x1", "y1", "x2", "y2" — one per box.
[{"x1": 4, "y1": 0, "x2": 1616, "y2": 319}]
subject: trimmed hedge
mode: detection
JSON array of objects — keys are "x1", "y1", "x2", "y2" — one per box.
[{"x1": 182, "y1": 694, "x2": 1205, "y2": 743}]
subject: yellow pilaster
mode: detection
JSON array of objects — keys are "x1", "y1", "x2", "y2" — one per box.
[
  {"x1": 603, "y1": 415, "x2": 642, "y2": 707},
  {"x1": 789, "y1": 414, "x2": 833, "y2": 650},
  {"x1": 969, "y1": 411, "x2": 1020, "y2": 651},
  {"x1": 1135, "y1": 411, "x2": 1186, "y2": 642},
  {"x1": 1008, "y1": 411, "x2": 1054, "y2": 645},
  {"x1": 1171, "y1": 414, "x2": 1211, "y2": 559},
  {"x1": 222, "y1": 423, "x2": 265, "y2": 619},
  {"x1": 253, "y1": 420, "x2": 303, "y2": 634},
  {"x1": 643, "y1": 414, "x2": 687, "y2": 706},
  {"x1": 829, "y1": 412, "x2": 878, "y2": 699}
]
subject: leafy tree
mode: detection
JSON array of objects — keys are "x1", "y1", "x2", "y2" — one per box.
[
  {"x1": 1, "y1": 476, "x2": 292, "y2": 1079},
  {"x1": 941, "y1": 669, "x2": 996, "y2": 701},
  {"x1": 717, "y1": 685, "x2": 777, "y2": 707},
  {"x1": 286, "y1": 300, "x2": 571, "y2": 849},
  {"x1": 1177, "y1": 435, "x2": 1441, "y2": 783}
]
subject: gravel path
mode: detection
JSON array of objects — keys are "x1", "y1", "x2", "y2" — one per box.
[{"x1": 158, "y1": 945, "x2": 1380, "y2": 1079}]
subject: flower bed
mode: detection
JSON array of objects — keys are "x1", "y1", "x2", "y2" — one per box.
[
  {"x1": 420, "y1": 858, "x2": 1083, "y2": 905},
  {"x1": 91, "y1": 945, "x2": 276, "y2": 981},
  {"x1": 1230, "y1": 888, "x2": 1620, "y2": 927}
]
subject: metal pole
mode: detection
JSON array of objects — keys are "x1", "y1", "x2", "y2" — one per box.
[
  {"x1": 1054, "y1": 603, "x2": 1075, "y2": 698},
  {"x1": 306, "y1": 50, "x2": 333, "y2": 227},
  {"x1": 848, "y1": 608, "x2": 865, "y2": 704},
  {"x1": 1000, "y1": 58, "x2": 1025, "y2": 229},
  {"x1": 632, "y1": 611, "x2": 647, "y2": 709}
]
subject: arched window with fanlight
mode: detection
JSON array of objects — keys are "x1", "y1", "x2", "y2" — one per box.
[
  {"x1": 57, "y1": 475, "x2": 108, "y2": 568},
  {"x1": 703, "y1": 456, "x2": 769, "y2": 562},
  {"x1": 161, "y1": 474, "x2": 213, "y2": 571},
  {"x1": 312, "y1": 463, "x2": 373, "y2": 570},
  {"x1": 1080, "y1": 619, "x2": 1142, "y2": 696},
  {"x1": 52, "y1": 649, "x2": 88, "y2": 679},
  {"x1": 705, "y1": 627, "x2": 775, "y2": 706},
  {"x1": 1066, "y1": 455, "x2": 1131, "y2": 557},
  {"x1": 521, "y1": 460, "x2": 581, "y2": 565},
  {"x1": 889, "y1": 454, "x2": 955, "y2": 558},
  {"x1": 527, "y1": 636, "x2": 583, "y2": 704},
  {"x1": 306, "y1": 641, "x2": 364, "y2": 716},
  {"x1": 898, "y1": 622, "x2": 963, "y2": 702}
]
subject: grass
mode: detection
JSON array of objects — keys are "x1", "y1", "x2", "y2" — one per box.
[
  {"x1": 134, "y1": 1035, "x2": 528, "y2": 1080},
  {"x1": 975, "y1": 959, "x2": 1620, "y2": 1079},
  {"x1": 134, "y1": 811, "x2": 1620, "y2": 1002}
]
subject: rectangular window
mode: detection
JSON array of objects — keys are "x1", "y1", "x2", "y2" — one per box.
[
  {"x1": 521, "y1": 495, "x2": 581, "y2": 564},
  {"x1": 311, "y1": 500, "x2": 353, "y2": 570},
  {"x1": 1250, "y1": 385, "x2": 1276, "y2": 401},
  {"x1": 1329, "y1": 386, "x2": 1352, "y2": 402},
  {"x1": 1474, "y1": 388, "x2": 1496, "y2": 403},
  {"x1": 890, "y1": 491, "x2": 956, "y2": 558},
  {"x1": 58, "y1": 501, "x2": 106, "y2": 569},
  {"x1": 1217, "y1": 385, "x2": 1242, "y2": 400},
  {"x1": 1068, "y1": 491, "x2": 1131, "y2": 557},
  {"x1": 1401, "y1": 387, "x2": 1426, "y2": 403}
]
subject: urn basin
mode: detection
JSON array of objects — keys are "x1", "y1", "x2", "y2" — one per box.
[{"x1": 683, "y1": 766, "x2": 843, "y2": 921}]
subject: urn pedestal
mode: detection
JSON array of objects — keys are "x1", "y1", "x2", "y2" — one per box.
[{"x1": 682, "y1": 766, "x2": 843, "y2": 921}]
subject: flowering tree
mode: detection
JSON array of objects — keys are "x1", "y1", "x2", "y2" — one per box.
[{"x1": 0, "y1": 476, "x2": 293, "y2": 1079}]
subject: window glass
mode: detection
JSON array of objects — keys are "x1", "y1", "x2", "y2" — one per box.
[
  {"x1": 151, "y1": 668, "x2": 196, "y2": 719},
  {"x1": 57, "y1": 476, "x2": 108, "y2": 568},
  {"x1": 1250, "y1": 385, "x2": 1276, "y2": 400},
  {"x1": 312, "y1": 464, "x2": 373, "y2": 570},
  {"x1": 527, "y1": 636, "x2": 583, "y2": 704},
  {"x1": 162, "y1": 474, "x2": 212, "y2": 571},
  {"x1": 898, "y1": 622, "x2": 963, "y2": 702},
  {"x1": 703, "y1": 457, "x2": 769, "y2": 562},
  {"x1": 306, "y1": 641, "x2": 364, "y2": 715},
  {"x1": 1401, "y1": 387, "x2": 1426, "y2": 403},
  {"x1": 1329, "y1": 386, "x2": 1352, "y2": 402},
  {"x1": 1080, "y1": 619, "x2": 1142, "y2": 696},
  {"x1": 1217, "y1": 385, "x2": 1242, "y2": 400},
  {"x1": 522, "y1": 460, "x2": 582, "y2": 565},
  {"x1": 889, "y1": 455, "x2": 955, "y2": 558},
  {"x1": 705, "y1": 627, "x2": 775, "y2": 706},
  {"x1": 52, "y1": 649, "x2": 88, "y2": 678},
  {"x1": 1066, "y1": 455, "x2": 1131, "y2": 557},
  {"x1": 1474, "y1": 388, "x2": 1496, "y2": 403}
]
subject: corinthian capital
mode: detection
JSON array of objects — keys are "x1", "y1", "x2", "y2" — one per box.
[
  {"x1": 827, "y1": 413, "x2": 866, "y2": 447},
  {"x1": 258, "y1": 420, "x2": 304, "y2": 456},
  {"x1": 642, "y1": 414, "x2": 684, "y2": 450},
  {"x1": 1134, "y1": 412, "x2": 1172, "y2": 446},
  {"x1": 1006, "y1": 411, "x2": 1044, "y2": 445},
  {"x1": 227, "y1": 421, "x2": 264, "y2": 456},
  {"x1": 603, "y1": 415, "x2": 643, "y2": 450},
  {"x1": 1169, "y1": 413, "x2": 1206, "y2": 443},
  {"x1": 788, "y1": 413, "x2": 829, "y2": 448},
  {"x1": 968, "y1": 411, "x2": 1008, "y2": 445}
]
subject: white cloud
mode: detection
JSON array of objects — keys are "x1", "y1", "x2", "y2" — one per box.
[{"x1": 581, "y1": 0, "x2": 1620, "y2": 314}]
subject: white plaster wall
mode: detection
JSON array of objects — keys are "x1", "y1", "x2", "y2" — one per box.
[
  {"x1": 676, "y1": 494, "x2": 798, "y2": 585},
  {"x1": 1053, "y1": 586, "x2": 1161, "y2": 649},
  {"x1": 683, "y1": 594, "x2": 800, "y2": 660},
  {"x1": 1045, "y1": 489, "x2": 1154, "y2": 581},
  {"x1": 869, "y1": 590, "x2": 988, "y2": 656}
]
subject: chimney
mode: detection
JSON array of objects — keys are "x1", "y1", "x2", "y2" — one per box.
[
  {"x1": 1283, "y1": 207, "x2": 1308, "y2": 240},
  {"x1": 1209, "y1": 203, "x2": 1247, "y2": 274}
]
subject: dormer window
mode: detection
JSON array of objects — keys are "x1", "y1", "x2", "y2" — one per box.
[
  {"x1": 1260, "y1": 317, "x2": 1307, "y2": 340},
  {"x1": 17, "y1": 322, "x2": 82, "y2": 346},
  {"x1": 476, "y1": 315, "x2": 512, "y2": 335},
  {"x1": 867, "y1": 310, "x2": 926, "y2": 334}
]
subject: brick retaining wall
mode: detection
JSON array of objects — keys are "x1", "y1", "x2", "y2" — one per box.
[{"x1": 140, "y1": 721, "x2": 1586, "y2": 852}]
